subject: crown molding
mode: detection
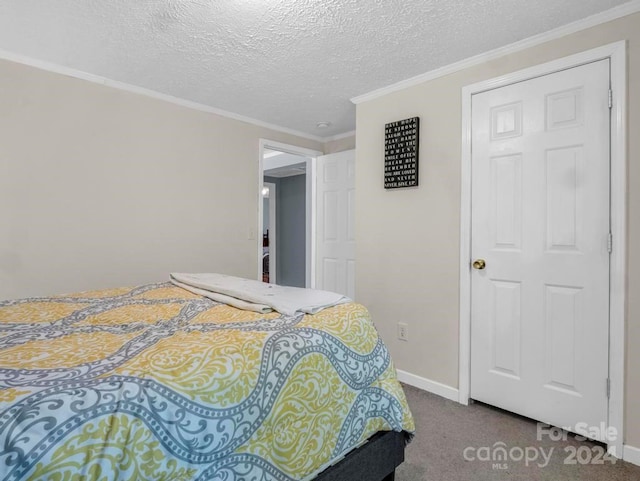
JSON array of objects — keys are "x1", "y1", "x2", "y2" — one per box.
[
  {"x1": 351, "y1": 0, "x2": 640, "y2": 104},
  {"x1": 0, "y1": 48, "x2": 328, "y2": 143},
  {"x1": 323, "y1": 130, "x2": 356, "y2": 143}
]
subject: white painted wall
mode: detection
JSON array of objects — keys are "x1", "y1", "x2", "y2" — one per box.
[
  {"x1": 355, "y1": 12, "x2": 640, "y2": 448},
  {"x1": 0, "y1": 58, "x2": 322, "y2": 299},
  {"x1": 323, "y1": 134, "x2": 356, "y2": 154}
]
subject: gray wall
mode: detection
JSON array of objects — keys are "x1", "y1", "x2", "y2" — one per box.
[{"x1": 264, "y1": 175, "x2": 306, "y2": 287}]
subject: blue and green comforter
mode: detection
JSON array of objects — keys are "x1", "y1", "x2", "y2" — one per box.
[{"x1": 0, "y1": 283, "x2": 414, "y2": 480}]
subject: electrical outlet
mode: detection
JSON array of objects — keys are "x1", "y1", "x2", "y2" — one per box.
[{"x1": 397, "y1": 322, "x2": 408, "y2": 341}]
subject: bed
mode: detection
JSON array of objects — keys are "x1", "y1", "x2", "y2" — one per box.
[{"x1": 0, "y1": 282, "x2": 414, "y2": 480}]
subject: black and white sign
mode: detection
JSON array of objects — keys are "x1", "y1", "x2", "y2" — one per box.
[{"x1": 384, "y1": 117, "x2": 419, "y2": 189}]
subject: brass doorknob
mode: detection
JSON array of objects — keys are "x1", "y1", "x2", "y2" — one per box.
[{"x1": 472, "y1": 259, "x2": 486, "y2": 270}]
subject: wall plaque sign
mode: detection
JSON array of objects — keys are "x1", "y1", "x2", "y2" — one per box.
[{"x1": 384, "y1": 117, "x2": 419, "y2": 189}]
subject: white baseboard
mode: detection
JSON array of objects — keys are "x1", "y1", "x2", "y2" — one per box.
[
  {"x1": 395, "y1": 369, "x2": 640, "y2": 467},
  {"x1": 623, "y1": 444, "x2": 640, "y2": 466},
  {"x1": 396, "y1": 369, "x2": 459, "y2": 402}
]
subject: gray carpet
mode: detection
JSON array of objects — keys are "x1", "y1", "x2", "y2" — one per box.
[{"x1": 397, "y1": 384, "x2": 640, "y2": 481}]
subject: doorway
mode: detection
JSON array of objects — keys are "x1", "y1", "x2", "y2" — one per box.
[
  {"x1": 264, "y1": 155, "x2": 308, "y2": 287},
  {"x1": 258, "y1": 140, "x2": 322, "y2": 288},
  {"x1": 459, "y1": 42, "x2": 626, "y2": 455}
]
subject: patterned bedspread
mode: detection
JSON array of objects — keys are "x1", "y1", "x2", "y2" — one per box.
[{"x1": 0, "y1": 283, "x2": 414, "y2": 481}]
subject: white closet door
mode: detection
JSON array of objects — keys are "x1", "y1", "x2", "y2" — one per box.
[{"x1": 470, "y1": 60, "x2": 610, "y2": 439}]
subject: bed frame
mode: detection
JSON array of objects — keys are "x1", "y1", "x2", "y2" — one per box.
[{"x1": 315, "y1": 431, "x2": 406, "y2": 481}]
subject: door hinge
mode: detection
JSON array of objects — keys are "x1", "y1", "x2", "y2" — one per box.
[
  {"x1": 606, "y1": 378, "x2": 611, "y2": 398},
  {"x1": 608, "y1": 232, "x2": 613, "y2": 253},
  {"x1": 608, "y1": 89, "x2": 613, "y2": 109}
]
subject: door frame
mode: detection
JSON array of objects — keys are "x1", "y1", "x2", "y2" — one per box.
[
  {"x1": 458, "y1": 41, "x2": 627, "y2": 456},
  {"x1": 258, "y1": 139, "x2": 323, "y2": 288}
]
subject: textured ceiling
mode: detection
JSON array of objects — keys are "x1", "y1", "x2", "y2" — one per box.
[{"x1": 0, "y1": 0, "x2": 632, "y2": 138}]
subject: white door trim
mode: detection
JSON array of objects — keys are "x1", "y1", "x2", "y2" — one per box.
[
  {"x1": 459, "y1": 41, "x2": 627, "y2": 457},
  {"x1": 258, "y1": 139, "x2": 323, "y2": 288}
]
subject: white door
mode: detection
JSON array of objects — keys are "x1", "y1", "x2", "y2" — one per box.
[
  {"x1": 470, "y1": 60, "x2": 610, "y2": 440},
  {"x1": 315, "y1": 150, "x2": 356, "y2": 298}
]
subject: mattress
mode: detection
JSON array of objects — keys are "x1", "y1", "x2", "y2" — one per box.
[{"x1": 0, "y1": 283, "x2": 414, "y2": 480}]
